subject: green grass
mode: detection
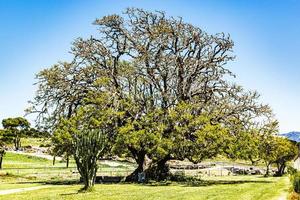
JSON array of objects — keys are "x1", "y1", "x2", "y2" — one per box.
[
  {"x1": 1, "y1": 152, "x2": 134, "y2": 185},
  {"x1": 0, "y1": 183, "x2": 40, "y2": 190},
  {"x1": 21, "y1": 137, "x2": 50, "y2": 147},
  {"x1": 0, "y1": 176, "x2": 288, "y2": 200},
  {"x1": 5, "y1": 137, "x2": 50, "y2": 149},
  {"x1": 3, "y1": 152, "x2": 53, "y2": 167},
  {"x1": 0, "y1": 152, "x2": 289, "y2": 200}
]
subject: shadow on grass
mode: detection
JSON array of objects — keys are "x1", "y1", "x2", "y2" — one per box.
[
  {"x1": 34, "y1": 176, "x2": 273, "y2": 188},
  {"x1": 59, "y1": 187, "x2": 96, "y2": 196},
  {"x1": 181, "y1": 179, "x2": 273, "y2": 187},
  {"x1": 11, "y1": 175, "x2": 275, "y2": 190},
  {"x1": 60, "y1": 192, "x2": 80, "y2": 196},
  {"x1": 143, "y1": 178, "x2": 273, "y2": 187},
  {"x1": 14, "y1": 179, "x2": 80, "y2": 186}
]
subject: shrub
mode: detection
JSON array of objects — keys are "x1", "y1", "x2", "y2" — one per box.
[
  {"x1": 39, "y1": 143, "x2": 51, "y2": 148},
  {"x1": 288, "y1": 166, "x2": 297, "y2": 175},
  {"x1": 291, "y1": 172, "x2": 300, "y2": 193}
]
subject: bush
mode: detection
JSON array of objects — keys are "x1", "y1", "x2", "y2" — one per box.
[
  {"x1": 39, "y1": 143, "x2": 51, "y2": 147},
  {"x1": 288, "y1": 166, "x2": 297, "y2": 175},
  {"x1": 291, "y1": 172, "x2": 300, "y2": 193}
]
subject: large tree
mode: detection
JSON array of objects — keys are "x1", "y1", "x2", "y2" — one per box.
[{"x1": 30, "y1": 8, "x2": 274, "y2": 181}]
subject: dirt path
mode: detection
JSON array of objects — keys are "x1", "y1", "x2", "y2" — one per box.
[
  {"x1": 277, "y1": 194, "x2": 287, "y2": 200},
  {"x1": 277, "y1": 192, "x2": 288, "y2": 200},
  {"x1": 0, "y1": 186, "x2": 49, "y2": 195}
]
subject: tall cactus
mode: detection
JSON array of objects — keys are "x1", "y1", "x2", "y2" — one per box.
[{"x1": 74, "y1": 128, "x2": 106, "y2": 191}]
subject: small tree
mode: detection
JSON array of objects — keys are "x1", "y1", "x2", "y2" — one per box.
[
  {"x1": 260, "y1": 134, "x2": 298, "y2": 177},
  {"x1": 51, "y1": 130, "x2": 73, "y2": 168},
  {"x1": 74, "y1": 128, "x2": 106, "y2": 191},
  {"x1": 258, "y1": 119, "x2": 279, "y2": 177},
  {"x1": 260, "y1": 135, "x2": 276, "y2": 177},
  {"x1": 2, "y1": 117, "x2": 30, "y2": 150},
  {"x1": 273, "y1": 137, "x2": 298, "y2": 176}
]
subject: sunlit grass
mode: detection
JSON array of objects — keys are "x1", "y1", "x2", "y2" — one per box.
[
  {"x1": 0, "y1": 152, "x2": 289, "y2": 200},
  {"x1": 0, "y1": 176, "x2": 288, "y2": 200}
]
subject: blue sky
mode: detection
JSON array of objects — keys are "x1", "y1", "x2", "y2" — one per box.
[{"x1": 0, "y1": 0, "x2": 299, "y2": 132}]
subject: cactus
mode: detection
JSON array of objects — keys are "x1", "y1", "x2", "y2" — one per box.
[{"x1": 73, "y1": 128, "x2": 106, "y2": 191}]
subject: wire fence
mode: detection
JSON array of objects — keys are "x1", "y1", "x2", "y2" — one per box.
[
  {"x1": 1, "y1": 161, "x2": 265, "y2": 180},
  {"x1": 1, "y1": 166, "x2": 133, "y2": 180}
]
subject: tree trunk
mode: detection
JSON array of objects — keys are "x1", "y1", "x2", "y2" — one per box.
[
  {"x1": 0, "y1": 150, "x2": 5, "y2": 170},
  {"x1": 66, "y1": 156, "x2": 69, "y2": 168},
  {"x1": 146, "y1": 155, "x2": 171, "y2": 181},
  {"x1": 53, "y1": 156, "x2": 56, "y2": 166},
  {"x1": 125, "y1": 150, "x2": 146, "y2": 182},
  {"x1": 82, "y1": 171, "x2": 96, "y2": 191},
  {"x1": 249, "y1": 156, "x2": 260, "y2": 166},
  {"x1": 0, "y1": 156, "x2": 3, "y2": 169},
  {"x1": 265, "y1": 163, "x2": 270, "y2": 177},
  {"x1": 75, "y1": 156, "x2": 98, "y2": 191},
  {"x1": 15, "y1": 136, "x2": 21, "y2": 151},
  {"x1": 275, "y1": 162, "x2": 286, "y2": 176}
]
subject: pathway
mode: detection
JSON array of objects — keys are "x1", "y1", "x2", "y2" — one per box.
[{"x1": 0, "y1": 186, "x2": 48, "y2": 195}]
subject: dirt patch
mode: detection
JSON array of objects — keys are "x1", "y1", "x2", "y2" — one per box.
[{"x1": 0, "y1": 186, "x2": 49, "y2": 195}]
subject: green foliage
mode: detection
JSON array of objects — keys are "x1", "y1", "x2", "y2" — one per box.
[
  {"x1": 26, "y1": 128, "x2": 50, "y2": 138},
  {"x1": 52, "y1": 96, "x2": 114, "y2": 189},
  {"x1": 287, "y1": 166, "x2": 297, "y2": 175},
  {"x1": 1, "y1": 117, "x2": 30, "y2": 150},
  {"x1": 272, "y1": 137, "x2": 298, "y2": 176},
  {"x1": 167, "y1": 102, "x2": 229, "y2": 163},
  {"x1": 51, "y1": 123, "x2": 73, "y2": 167},
  {"x1": 258, "y1": 121, "x2": 298, "y2": 177},
  {"x1": 291, "y1": 172, "x2": 300, "y2": 193},
  {"x1": 2, "y1": 117, "x2": 30, "y2": 129}
]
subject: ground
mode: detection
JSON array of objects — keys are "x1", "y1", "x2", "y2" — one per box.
[{"x1": 0, "y1": 151, "x2": 290, "y2": 200}]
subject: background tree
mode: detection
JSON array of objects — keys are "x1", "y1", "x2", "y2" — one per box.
[
  {"x1": 2, "y1": 117, "x2": 30, "y2": 150},
  {"x1": 26, "y1": 128, "x2": 50, "y2": 138},
  {"x1": 223, "y1": 119, "x2": 262, "y2": 165},
  {"x1": 273, "y1": 137, "x2": 298, "y2": 176},
  {"x1": 51, "y1": 129, "x2": 73, "y2": 167},
  {"x1": 258, "y1": 120, "x2": 279, "y2": 176}
]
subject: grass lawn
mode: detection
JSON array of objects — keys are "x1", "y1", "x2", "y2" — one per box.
[
  {"x1": 0, "y1": 183, "x2": 40, "y2": 190},
  {"x1": 0, "y1": 152, "x2": 290, "y2": 200},
  {"x1": 0, "y1": 176, "x2": 288, "y2": 200},
  {"x1": 21, "y1": 137, "x2": 50, "y2": 147}
]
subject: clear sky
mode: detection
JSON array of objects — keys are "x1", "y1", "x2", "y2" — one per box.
[{"x1": 0, "y1": 0, "x2": 299, "y2": 132}]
